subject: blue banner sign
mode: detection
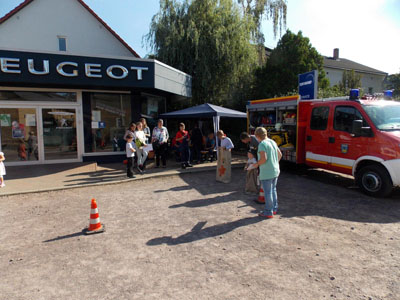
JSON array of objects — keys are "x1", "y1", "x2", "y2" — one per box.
[{"x1": 298, "y1": 70, "x2": 318, "y2": 100}]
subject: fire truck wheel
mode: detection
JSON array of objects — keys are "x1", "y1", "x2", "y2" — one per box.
[{"x1": 356, "y1": 164, "x2": 393, "y2": 198}]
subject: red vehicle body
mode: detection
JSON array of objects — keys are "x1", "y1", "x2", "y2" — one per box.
[{"x1": 247, "y1": 95, "x2": 400, "y2": 197}]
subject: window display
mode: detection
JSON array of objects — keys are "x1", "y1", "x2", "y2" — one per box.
[
  {"x1": 88, "y1": 93, "x2": 131, "y2": 153},
  {"x1": 140, "y1": 93, "x2": 166, "y2": 128}
]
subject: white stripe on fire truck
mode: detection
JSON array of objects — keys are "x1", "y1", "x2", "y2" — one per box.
[{"x1": 306, "y1": 152, "x2": 355, "y2": 169}]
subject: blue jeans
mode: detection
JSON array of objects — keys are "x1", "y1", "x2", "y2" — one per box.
[{"x1": 260, "y1": 177, "x2": 278, "y2": 216}]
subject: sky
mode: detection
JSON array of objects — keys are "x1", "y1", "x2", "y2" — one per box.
[{"x1": 0, "y1": 0, "x2": 399, "y2": 74}]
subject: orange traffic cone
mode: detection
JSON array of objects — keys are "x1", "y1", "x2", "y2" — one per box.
[
  {"x1": 84, "y1": 198, "x2": 105, "y2": 234},
  {"x1": 256, "y1": 188, "x2": 265, "y2": 204}
]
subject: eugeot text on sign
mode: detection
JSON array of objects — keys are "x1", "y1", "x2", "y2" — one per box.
[{"x1": 0, "y1": 57, "x2": 148, "y2": 80}]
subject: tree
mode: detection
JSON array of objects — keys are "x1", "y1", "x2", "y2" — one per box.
[
  {"x1": 338, "y1": 69, "x2": 362, "y2": 94},
  {"x1": 385, "y1": 73, "x2": 400, "y2": 100},
  {"x1": 145, "y1": 0, "x2": 260, "y2": 106},
  {"x1": 237, "y1": 0, "x2": 287, "y2": 41},
  {"x1": 252, "y1": 30, "x2": 329, "y2": 99}
]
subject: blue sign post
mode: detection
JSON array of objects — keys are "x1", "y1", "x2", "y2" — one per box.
[{"x1": 298, "y1": 70, "x2": 318, "y2": 100}]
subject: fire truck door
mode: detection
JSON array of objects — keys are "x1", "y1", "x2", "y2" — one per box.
[
  {"x1": 305, "y1": 105, "x2": 333, "y2": 169},
  {"x1": 329, "y1": 105, "x2": 371, "y2": 174}
]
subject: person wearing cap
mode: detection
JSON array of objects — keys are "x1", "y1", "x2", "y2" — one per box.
[
  {"x1": 216, "y1": 130, "x2": 234, "y2": 183},
  {"x1": 152, "y1": 119, "x2": 169, "y2": 168}
]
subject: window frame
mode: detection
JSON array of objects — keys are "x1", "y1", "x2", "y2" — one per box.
[
  {"x1": 58, "y1": 36, "x2": 67, "y2": 52},
  {"x1": 333, "y1": 105, "x2": 369, "y2": 133},
  {"x1": 310, "y1": 106, "x2": 330, "y2": 131}
]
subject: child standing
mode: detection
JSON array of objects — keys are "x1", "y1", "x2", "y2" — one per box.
[
  {"x1": 244, "y1": 151, "x2": 258, "y2": 194},
  {"x1": 125, "y1": 134, "x2": 136, "y2": 178},
  {"x1": 0, "y1": 152, "x2": 5, "y2": 188}
]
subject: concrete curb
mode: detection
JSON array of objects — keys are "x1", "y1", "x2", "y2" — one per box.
[{"x1": 0, "y1": 162, "x2": 245, "y2": 197}]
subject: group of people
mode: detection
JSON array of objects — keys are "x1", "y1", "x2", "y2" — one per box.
[
  {"x1": 241, "y1": 129, "x2": 282, "y2": 219},
  {"x1": 124, "y1": 118, "x2": 234, "y2": 177},
  {"x1": 125, "y1": 118, "x2": 173, "y2": 177}
]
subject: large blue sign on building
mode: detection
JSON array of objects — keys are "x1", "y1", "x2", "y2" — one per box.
[{"x1": 298, "y1": 70, "x2": 318, "y2": 100}]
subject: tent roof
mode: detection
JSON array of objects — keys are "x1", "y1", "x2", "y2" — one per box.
[{"x1": 160, "y1": 103, "x2": 247, "y2": 119}]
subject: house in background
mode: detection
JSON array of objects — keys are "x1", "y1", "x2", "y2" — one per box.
[
  {"x1": 0, "y1": 0, "x2": 191, "y2": 166},
  {"x1": 323, "y1": 48, "x2": 387, "y2": 94}
]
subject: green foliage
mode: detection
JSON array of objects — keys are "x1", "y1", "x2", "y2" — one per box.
[
  {"x1": 385, "y1": 73, "x2": 400, "y2": 100},
  {"x1": 237, "y1": 0, "x2": 287, "y2": 42},
  {"x1": 318, "y1": 85, "x2": 344, "y2": 99},
  {"x1": 252, "y1": 30, "x2": 328, "y2": 99},
  {"x1": 145, "y1": 0, "x2": 260, "y2": 106},
  {"x1": 338, "y1": 70, "x2": 362, "y2": 94}
]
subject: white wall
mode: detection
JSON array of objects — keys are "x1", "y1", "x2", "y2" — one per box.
[
  {"x1": 0, "y1": 0, "x2": 134, "y2": 57},
  {"x1": 324, "y1": 67, "x2": 385, "y2": 94}
]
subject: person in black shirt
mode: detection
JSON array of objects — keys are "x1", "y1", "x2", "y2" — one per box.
[{"x1": 240, "y1": 132, "x2": 259, "y2": 159}]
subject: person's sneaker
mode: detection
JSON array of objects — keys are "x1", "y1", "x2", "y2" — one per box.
[
  {"x1": 258, "y1": 212, "x2": 273, "y2": 219},
  {"x1": 0, "y1": 183, "x2": 5, "y2": 188},
  {"x1": 128, "y1": 175, "x2": 136, "y2": 178},
  {"x1": 181, "y1": 164, "x2": 186, "y2": 169},
  {"x1": 137, "y1": 167, "x2": 143, "y2": 174},
  {"x1": 186, "y1": 163, "x2": 193, "y2": 167}
]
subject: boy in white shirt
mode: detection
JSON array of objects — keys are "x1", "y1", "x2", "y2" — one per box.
[{"x1": 125, "y1": 134, "x2": 136, "y2": 178}]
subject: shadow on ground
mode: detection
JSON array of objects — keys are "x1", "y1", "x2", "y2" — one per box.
[
  {"x1": 146, "y1": 167, "x2": 400, "y2": 246},
  {"x1": 147, "y1": 217, "x2": 262, "y2": 246}
]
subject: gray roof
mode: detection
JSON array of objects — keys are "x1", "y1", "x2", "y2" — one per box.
[{"x1": 324, "y1": 56, "x2": 387, "y2": 75}]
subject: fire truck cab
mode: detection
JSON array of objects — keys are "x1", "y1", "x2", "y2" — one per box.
[{"x1": 247, "y1": 94, "x2": 400, "y2": 197}]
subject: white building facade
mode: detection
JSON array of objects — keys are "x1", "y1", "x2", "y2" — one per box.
[{"x1": 324, "y1": 48, "x2": 387, "y2": 94}]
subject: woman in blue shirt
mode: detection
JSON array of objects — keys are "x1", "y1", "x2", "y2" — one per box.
[{"x1": 253, "y1": 127, "x2": 282, "y2": 218}]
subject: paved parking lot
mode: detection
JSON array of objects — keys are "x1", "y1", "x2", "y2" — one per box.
[{"x1": 1, "y1": 167, "x2": 399, "y2": 300}]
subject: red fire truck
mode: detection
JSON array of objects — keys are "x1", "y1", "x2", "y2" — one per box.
[{"x1": 246, "y1": 94, "x2": 400, "y2": 197}]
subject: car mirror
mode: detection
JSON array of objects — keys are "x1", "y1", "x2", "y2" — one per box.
[{"x1": 352, "y1": 120, "x2": 362, "y2": 137}]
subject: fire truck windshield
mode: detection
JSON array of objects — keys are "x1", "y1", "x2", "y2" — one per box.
[{"x1": 363, "y1": 102, "x2": 400, "y2": 131}]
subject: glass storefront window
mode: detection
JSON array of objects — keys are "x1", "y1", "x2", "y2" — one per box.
[
  {"x1": 42, "y1": 108, "x2": 77, "y2": 160},
  {"x1": 88, "y1": 93, "x2": 131, "y2": 153},
  {"x1": 0, "y1": 91, "x2": 77, "y2": 102},
  {"x1": 140, "y1": 93, "x2": 166, "y2": 128},
  {"x1": 0, "y1": 108, "x2": 39, "y2": 162}
]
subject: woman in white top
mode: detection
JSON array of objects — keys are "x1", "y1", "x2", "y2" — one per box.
[{"x1": 135, "y1": 122, "x2": 148, "y2": 173}]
